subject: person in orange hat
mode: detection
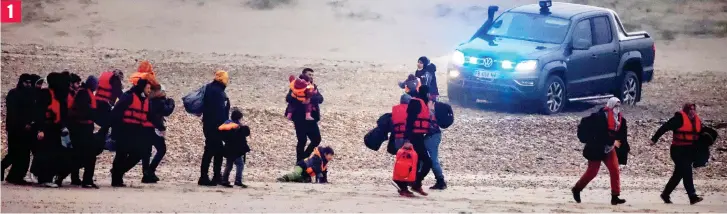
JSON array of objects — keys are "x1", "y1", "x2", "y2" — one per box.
[
  {"x1": 198, "y1": 70, "x2": 231, "y2": 186},
  {"x1": 130, "y1": 60, "x2": 159, "y2": 87}
]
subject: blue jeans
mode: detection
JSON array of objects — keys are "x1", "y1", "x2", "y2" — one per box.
[
  {"x1": 223, "y1": 155, "x2": 245, "y2": 184},
  {"x1": 424, "y1": 133, "x2": 444, "y2": 180}
]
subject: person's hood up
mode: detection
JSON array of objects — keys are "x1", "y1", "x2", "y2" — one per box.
[
  {"x1": 606, "y1": 97, "x2": 620, "y2": 109},
  {"x1": 85, "y1": 75, "x2": 99, "y2": 91},
  {"x1": 17, "y1": 73, "x2": 32, "y2": 88},
  {"x1": 138, "y1": 60, "x2": 154, "y2": 74},
  {"x1": 418, "y1": 56, "x2": 430, "y2": 66}
]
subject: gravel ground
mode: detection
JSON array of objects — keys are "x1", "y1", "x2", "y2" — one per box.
[{"x1": 1, "y1": 44, "x2": 726, "y2": 188}]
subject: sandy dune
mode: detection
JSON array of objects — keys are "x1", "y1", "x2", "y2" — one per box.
[{"x1": 2, "y1": 0, "x2": 727, "y2": 212}]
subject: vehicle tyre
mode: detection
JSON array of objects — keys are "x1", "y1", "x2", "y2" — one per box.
[
  {"x1": 540, "y1": 75, "x2": 566, "y2": 115},
  {"x1": 448, "y1": 84, "x2": 475, "y2": 107},
  {"x1": 619, "y1": 71, "x2": 640, "y2": 105}
]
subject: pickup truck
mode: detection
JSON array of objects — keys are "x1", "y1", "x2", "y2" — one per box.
[{"x1": 446, "y1": 0, "x2": 655, "y2": 114}]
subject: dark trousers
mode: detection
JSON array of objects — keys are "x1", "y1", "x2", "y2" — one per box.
[
  {"x1": 293, "y1": 120, "x2": 321, "y2": 162},
  {"x1": 34, "y1": 129, "x2": 62, "y2": 184},
  {"x1": 2, "y1": 128, "x2": 33, "y2": 181},
  {"x1": 200, "y1": 127, "x2": 223, "y2": 180},
  {"x1": 142, "y1": 135, "x2": 167, "y2": 173},
  {"x1": 663, "y1": 145, "x2": 697, "y2": 196},
  {"x1": 111, "y1": 127, "x2": 150, "y2": 184},
  {"x1": 410, "y1": 134, "x2": 431, "y2": 188},
  {"x1": 63, "y1": 124, "x2": 96, "y2": 184}
]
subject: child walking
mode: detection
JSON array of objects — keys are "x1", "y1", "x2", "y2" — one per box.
[{"x1": 218, "y1": 108, "x2": 251, "y2": 188}]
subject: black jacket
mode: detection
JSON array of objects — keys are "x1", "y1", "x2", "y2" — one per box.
[
  {"x1": 414, "y1": 64, "x2": 439, "y2": 96},
  {"x1": 5, "y1": 78, "x2": 36, "y2": 131},
  {"x1": 110, "y1": 89, "x2": 151, "y2": 129},
  {"x1": 221, "y1": 121, "x2": 251, "y2": 158},
  {"x1": 651, "y1": 112, "x2": 703, "y2": 143},
  {"x1": 202, "y1": 81, "x2": 230, "y2": 129},
  {"x1": 578, "y1": 108, "x2": 630, "y2": 165},
  {"x1": 285, "y1": 84, "x2": 324, "y2": 122}
]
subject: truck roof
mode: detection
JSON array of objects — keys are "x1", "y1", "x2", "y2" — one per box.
[{"x1": 508, "y1": 2, "x2": 609, "y2": 19}]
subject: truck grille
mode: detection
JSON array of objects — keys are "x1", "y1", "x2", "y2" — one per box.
[{"x1": 465, "y1": 56, "x2": 499, "y2": 69}]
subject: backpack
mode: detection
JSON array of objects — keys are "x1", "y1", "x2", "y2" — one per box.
[
  {"x1": 162, "y1": 98, "x2": 175, "y2": 117},
  {"x1": 182, "y1": 85, "x2": 206, "y2": 116},
  {"x1": 392, "y1": 144, "x2": 418, "y2": 183},
  {"x1": 435, "y1": 102, "x2": 454, "y2": 129},
  {"x1": 577, "y1": 114, "x2": 595, "y2": 144}
]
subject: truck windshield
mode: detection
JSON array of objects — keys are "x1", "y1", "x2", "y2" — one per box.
[{"x1": 485, "y1": 12, "x2": 570, "y2": 44}]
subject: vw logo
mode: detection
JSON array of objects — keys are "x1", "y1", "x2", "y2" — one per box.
[{"x1": 483, "y1": 57, "x2": 494, "y2": 68}]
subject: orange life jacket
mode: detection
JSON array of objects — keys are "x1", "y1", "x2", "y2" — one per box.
[
  {"x1": 96, "y1": 71, "x2": 115, "y2": 104},
  {"x1": 304, "y1": 147, "x2": 327, "y2": 177},
  {"x1": 290, "y1": 81, "x2": 314, "y2": 102},
  {"x1": 391, "y1": 104, "x2": 408, "y2": 139},
  {"x1": 68, "y1": 88, "x2": 97, "y2": 125},
  {"x1": 411, "y1": 98, "x2": 430, "y2": 134},
  {"x1": 605, "y1": 108, "x2": 622, "y2": 137},
  {"x1": 392, "y1": 143, "x2": 418, "y2": 182},
  {"x1": 122, "y1": 93, "x2": 154, "y2": 128},
  {"x1": 45, "y1": 90, "x2": 61, "y2": 124},
  {"x1": 673, "y1": 111, "x2": 701, "y2": 146}
]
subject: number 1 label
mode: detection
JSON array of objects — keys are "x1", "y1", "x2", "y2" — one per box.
[{"x1": 1, "y1": 0, "x2": 22, "y2": 23}]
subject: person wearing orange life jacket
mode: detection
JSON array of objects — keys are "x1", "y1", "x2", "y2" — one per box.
[
  {"x1": 404, "y1": 85, "x2": 433, "y2": 196},
  {"x1": 572, "y1": 97, "x2": 629, "y2": 205},
  {"x1": 57, "y1": 76, "x2": 100, "y2": 189},
  {"x1": 277, "y1": 146, "x2": 334, "y2": 183},
  {"x1": 33, "y1": 72, "x2": 72, "y2": 188},
  {"x1": 109, "y1": 79, "x2": 154, "y2": 187},
  {"x1": 651, "y1": 103, "x2": 705, "y2": 205},
  {"x1": 390, "y1": 94, "x2": 412, "y2": 151},
  {"x1": 53, "y1": 73, "x2": 83, "y2": 187},
  {"x1": 130, "y1": 60, "x2": 160, "y2": 88},
  {"x1": 95, "y1": 69, "x2": 124, "y2": 138}
]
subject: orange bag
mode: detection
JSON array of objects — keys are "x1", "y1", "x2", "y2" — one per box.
[{"x1": 392, "y1": 143, "x2": 418, "y2": 182}]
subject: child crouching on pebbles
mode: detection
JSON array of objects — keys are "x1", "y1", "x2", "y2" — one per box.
[{"x1": 277, "y1": 146, "x2": 334, "y2": 183}]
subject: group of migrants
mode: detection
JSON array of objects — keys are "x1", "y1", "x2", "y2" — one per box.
[
  {"x1": 0, "y1": 61, "x2": 178, "y2": 188},
  {"x1": 1, "y1": 56, "x2": 720, "y2": 205}
]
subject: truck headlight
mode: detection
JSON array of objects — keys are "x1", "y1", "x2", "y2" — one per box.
[
  {"x1": 449, "y1": 69, "x2": 460, "y2": 78},
  {"x1": 451, "y1": 50, "x2": 465, "y2": 66},
  {"x1": 515, "y1": 60, "x2": 538, "y2": 72},
  {"x1": 501, "y1": 60, "x2": 514, "y2": 69}
]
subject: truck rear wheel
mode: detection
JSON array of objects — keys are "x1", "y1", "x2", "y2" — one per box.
[
  {"x1": 620, "y1": 71, "x2": 640, "y2": 105},
  {"x1": 541, "y1": 75, "x2": 566, "y2": 115}
]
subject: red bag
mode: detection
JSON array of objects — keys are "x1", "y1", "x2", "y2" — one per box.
[{"x1": 392, "y1": 143, "x2": 418, "y2": 182}]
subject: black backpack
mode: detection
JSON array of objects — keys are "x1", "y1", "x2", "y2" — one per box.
[{"x1": 435, "y1": 102, "x2": 454, "y2": 129}]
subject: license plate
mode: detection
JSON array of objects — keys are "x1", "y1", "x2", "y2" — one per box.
[{"x1": 474, "y1": 70, "x2": 498, "y2": 79}]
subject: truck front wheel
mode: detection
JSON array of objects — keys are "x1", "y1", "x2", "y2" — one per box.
[
  {"x1": 620, "y1": 71, "x2": 640, "y2": 105},
  {"x1": 540, "y1": 76, "x2": 566, "y2": 115}
]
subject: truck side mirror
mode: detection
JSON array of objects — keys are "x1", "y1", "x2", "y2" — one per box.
[
  {"x1": 572, "y1": 38, "x2": 591, "y2": 50},
  {"x1": 493, "y1": 20, "x2": 503, "y2": 28}
]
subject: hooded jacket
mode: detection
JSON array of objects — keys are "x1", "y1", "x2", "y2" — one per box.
[
  {"x1": 5, "y1": 74, "x2": 36, "y2": 131},
  {"x1": 415, "y1": 57, "x2": 439, "y2": 96}
]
